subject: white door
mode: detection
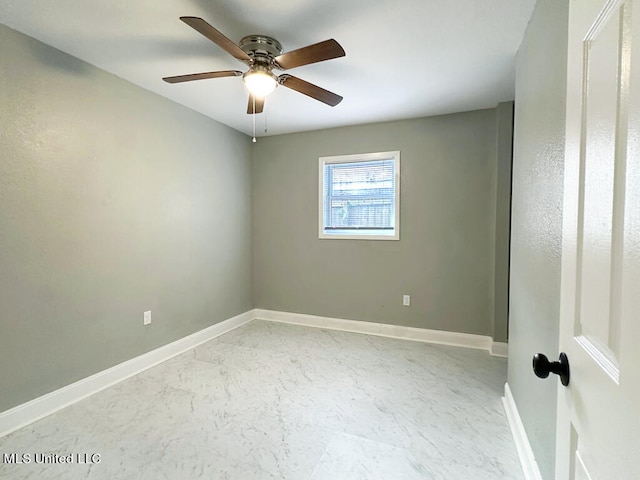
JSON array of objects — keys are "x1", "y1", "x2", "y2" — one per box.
[{"x1": 556, "y1": 0, "x2": 640, "y2": 478}]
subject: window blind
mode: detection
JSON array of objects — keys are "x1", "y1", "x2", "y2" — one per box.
[{"x1": 323, "y1": 159, "x2": 396, "y2": 231}]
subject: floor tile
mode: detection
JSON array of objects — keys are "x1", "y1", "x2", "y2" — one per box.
[{"x1": 0, "y1": 320, "x2": 522, "y2": 479}]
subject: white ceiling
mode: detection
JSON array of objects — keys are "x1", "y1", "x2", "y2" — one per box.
[{"x1": 0, "y1": 0, "x2": 536, "y2": 137}]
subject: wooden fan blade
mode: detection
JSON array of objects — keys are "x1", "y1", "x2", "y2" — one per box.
[
  {"x1": 274, "y1": 39, "x2": 345, "y2": 70},
  {"x1": 247, "y1": 94, "x2": 265, "y2": 114},
  {"x1": 279, "y1": 75, "x2": 343, "y2": 106},
  {"x1": 163, "y1": 70, "x2": 243, "y2": 84},
  {"x1": 180, "y1": 16, "x2": 250, "y2": 63}
]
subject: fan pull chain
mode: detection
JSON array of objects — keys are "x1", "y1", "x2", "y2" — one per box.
[
  {"x1": 252, "y1": 95, "x2": 257, "y2": 143},
  {"x1": 264, "y1": 110, "x2": 268, "y2": 134}
]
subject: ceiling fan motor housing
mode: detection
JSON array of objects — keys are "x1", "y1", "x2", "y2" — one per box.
[{"x1": 239, "y1": 35, "x2": 283, "y2": 67}]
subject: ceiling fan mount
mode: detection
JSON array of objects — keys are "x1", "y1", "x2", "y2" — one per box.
[
  {"x1": 163, "y1": 17, "x2": 345, "y2": 115},
  {"x1": 239, "y1": 35, "x2": 283, "y2": 61}
]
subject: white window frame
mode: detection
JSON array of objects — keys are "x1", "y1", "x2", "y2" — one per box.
[{"x1": 319, "y1": 151, "x2": 400, "y2": 240}]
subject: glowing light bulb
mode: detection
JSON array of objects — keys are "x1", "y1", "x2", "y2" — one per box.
[{"x1": 243, "y1": 69, "x2": 277, "y2": 97}]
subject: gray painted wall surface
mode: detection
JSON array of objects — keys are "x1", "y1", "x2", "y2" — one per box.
[
  {"x1": 253, "y1": 110, "x2": 510, "y2": 337},
  {"x1": 0, "y1": 25, "x2": 253, "y2": 411},
  {"x1": 509, "y1": 1, "x2": 569, "y2": 479}
]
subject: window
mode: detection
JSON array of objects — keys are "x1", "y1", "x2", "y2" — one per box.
[{"x1": 319, "y1": 151, "x2": 400, "y2": 240}]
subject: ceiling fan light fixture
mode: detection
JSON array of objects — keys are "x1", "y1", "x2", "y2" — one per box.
[
  {"x1": 243, "y1": 67, "x2": 277, "y2": 97},
  {"x1": 164, "y1": 17, "x2": 345, "y2": 113}
]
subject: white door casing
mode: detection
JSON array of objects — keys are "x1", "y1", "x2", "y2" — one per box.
[{"x1": 556, "y1": 0, "x2": 640, "y2": 478}]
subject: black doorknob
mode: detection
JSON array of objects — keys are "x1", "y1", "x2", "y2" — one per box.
[{"x1": 532, "y1": 352, "x2": 570, "y2": 386}]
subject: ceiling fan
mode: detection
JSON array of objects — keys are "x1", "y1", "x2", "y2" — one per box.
[{"x1": 163, "y1": 17, "x2": 346, "y2": 115}]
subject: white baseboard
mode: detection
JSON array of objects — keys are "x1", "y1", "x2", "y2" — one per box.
[
  {"x1": 491, "y1": 341, "x2": 509, "y2": 358},
  {"x1": 502, "y1": 383, "x2": 543, "y2": 480},
  {"x1": 0, "y1": 309, "x2": 254, "y2": 438},
  {"x1": 255, "y1": 309, "x2": 506, "y2": 355},
  {"x1": 1, "y1": 308, "x2": 509, "y2": 439}
]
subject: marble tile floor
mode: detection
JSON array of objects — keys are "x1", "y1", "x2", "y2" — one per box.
[{"x1": 0, "y1": 320, "x2": 523, "y2": 479}]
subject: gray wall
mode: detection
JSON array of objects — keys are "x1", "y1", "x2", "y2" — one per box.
[
  {"x1": 509, "y1": 1, "x2": 569, "y2": 479},
  {"x1": 0, "y1": 25, "x2": 253, "y2": 411},
  {"x1": 253, "y1": 109, "x2": 512, "y2": 339}
]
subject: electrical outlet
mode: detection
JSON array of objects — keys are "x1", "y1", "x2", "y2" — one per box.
[
  {"x1": 143, "y1": 310, "x2": 151, "y2": 326},
  {"x1": 403, "y1": 295, "x2": 411, "y2": 306}
]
